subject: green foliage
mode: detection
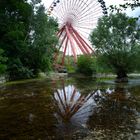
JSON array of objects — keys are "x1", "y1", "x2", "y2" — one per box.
[
  {"x1": 93, "y1": 55, "x2": 112, "y2": 74},
  {"x1": 90, "y1": 13, "x2": 140, "y2": 78},
  {"x1": 66, "y1": 64, "x2": 76, "y2": 73},
  {"x1": 55, "y1": 53, "x2": 76, "y2": 73},
  {"x1": 77, "y1": 55, "x2": 96, "y2": 76},
  {"x1": 0, "y1": 0, "x2": 58, "y2": 81},
  {"x1": 0, "y1": 49, "x2": 7, "y2": 74},
  {"x1": 30, "y1": 5, "x2": 58, "y2": 74},
  {"x1": 0, "y1": 0, "x2": 33, "y2": 80},
  {"x1": 132, "y1": 44, "x2": 140, "y2": 72},
  {"x1": 7, "y1": 58, "x2": 34, "y2": 80},
  {"x1": 109, "y1": 0, "x2": 140, "y2": 12}
]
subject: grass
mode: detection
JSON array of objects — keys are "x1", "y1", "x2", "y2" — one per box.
[{"x1": 0, "y1": 78, "x2": 43, "y2": 86}]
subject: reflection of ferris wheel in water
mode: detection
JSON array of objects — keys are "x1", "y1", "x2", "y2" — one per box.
[{"x1": 48, "y1": 0, "x2": 107, "y2": 64}]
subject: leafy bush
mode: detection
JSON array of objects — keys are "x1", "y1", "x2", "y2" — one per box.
[
  {"x1": 0, "y1": 49, "x2": 7, "y2": 75},
  {"x1": 0, "y1": 1, "x2": 58, "y2": 81},
  {"x1": 66, "y1": 64, "x2": 76, "y2": 73},
  {"x1": 77, "y1": 55, "x2": 96, "y2": 76},
  {"x1": 7, "y1": 58, "x2": 34, "y2": 81}
]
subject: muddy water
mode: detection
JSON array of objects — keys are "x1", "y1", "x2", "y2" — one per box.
[{"x1": 0, "y1": 78, "x2": 140, "y2": 140}]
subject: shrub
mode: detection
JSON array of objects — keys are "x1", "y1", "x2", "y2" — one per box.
[
  {"x1": 0, "y1": 49, "x2": 7, "y2": 75},
  {"x1": 77, "y1": 55, "x2": 96, "y2": 76}
]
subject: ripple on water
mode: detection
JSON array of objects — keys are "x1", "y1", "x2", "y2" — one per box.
[{"x1": 0, "y1": 78, "x2": 140, "y2": 139}]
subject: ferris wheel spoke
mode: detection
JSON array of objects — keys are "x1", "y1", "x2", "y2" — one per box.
[
  {"x1": 76, "y1": 0, "x2": 88, "y2": 11},
  {"x1": 58, "y1": 0, "x2": 66, "y2": 16},
  {"x1": 77, "y1": 3, "x2": 102, "y2": 22},
  {"x1": 77, "y1": 16, "x2": 98, "y2": 25},
  {"x1": 52, "y1": 5, "x2": 63, "y2": 18},
  {"x1": 77, "y1": 21, "x2": 97, "y2": 26},
  {"x1": 76, "y1": 29, "x2": 91, "y2": 36},
  {"x1": 77, "y1": 20, "x2": 96, "y2": 27},
  {"x1": 76, "y1": 10, "x2": 101, "y2": 24},
  {"x1": 69, "y1": 0, "x2": 91, "y2": 21},
  {"x1": 51, "y1": 12, "x2": 64, "y2": 24},
  {"x1": 77, "y1": 12, "x2": 102, "y2": 25},
  {"x1": 70, "y1": 0, "x2": 79, "y2": 10},
  {"x1": 69, "y1": 0, "x2": 74, "y2": 10},
  {"x1": 76, "y1": 23, "x2": 95, "y2": 30},
  {"x1": 54, "y1": 1, "x2": 68, "y2": 20},
  {"x1": 76, "y1": 0, "x2": 98, "y2": 19},
  {"x1": 61, "y1": 0, "x2": 68, "y2": 17},
  {"x1": 68, "y1": 2, "x2": 100, "y2": 25},
  {"x1": 67, "y1": 0, "x2": 81, "y2": 12},
  {"x1": 80, "y1": 4, "x2": 101, "y2": 20},
  {"x1": 63, "y1": 0, "x2": 69, "y2": 17},
  {"x1": 48, "y1": 0, "x2": 105, "y2": 63},
  {"x1": 74, "y1": 0, "x2": 90, "y2": 13},
  {"x1": 52, "y1": 7, "x2": 65, "y2": 21},
  {"x1": 74, "y1": 25, "x2": 94, "y2": 31}
]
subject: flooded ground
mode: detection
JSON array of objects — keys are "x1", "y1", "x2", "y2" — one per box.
[{"x1": 0, "y1": 77, "x2": 140, "y2": 140}]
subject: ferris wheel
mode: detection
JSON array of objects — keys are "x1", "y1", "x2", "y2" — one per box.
[{"x1": 48, "y1": 0, "x2": 107, "y2": 65}]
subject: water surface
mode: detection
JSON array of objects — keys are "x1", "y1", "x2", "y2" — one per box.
[{"x1": 0, "y1": 78, "x2": 140, "y2": 140}]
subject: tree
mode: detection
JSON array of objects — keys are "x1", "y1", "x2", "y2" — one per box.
[
  {"x1": 90, "y1": 13, "x2": 140, "y2": 82},
  {"x1": 109, "y1": 0, "x2": 140, "y2": 11},
  {"x1": 0, "y1": 0, "x2": 58, "y2": 81},
  {"x1": 0, "y1": 49, "x2": 7, "y2": 75},
  {"x1": 0, "y1": 0, "x2": 33, "y2": 80},
  {"x1": 28, "y1": 2, "x2": 58, "y2": 75}
]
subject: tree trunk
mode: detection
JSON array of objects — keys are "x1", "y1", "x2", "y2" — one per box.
[{"x1": 115, "y1": 71, "x2": 128, "y2": 83}]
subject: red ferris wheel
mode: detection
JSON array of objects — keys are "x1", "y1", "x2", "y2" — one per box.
[{"x1": 48, "y1": 0, "x2": 107, "y2": 65}]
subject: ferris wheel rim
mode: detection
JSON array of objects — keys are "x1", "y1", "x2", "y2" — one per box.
[
  {"x1": 49, "y1": 0, "x2": 108, "y2": 62},
  {"x1": 48, "y1": 0, "x2": 108, "y2": 27}
]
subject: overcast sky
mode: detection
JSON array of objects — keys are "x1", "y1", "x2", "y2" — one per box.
[
  {"x1": 41, "y1": 0, "x2": 126, "y2": 8},
  {"x1": 41, "y1": 0, "x2": 140, "y2": 17},
  {"x1": 41, "y1": 0, "x2": 139, "y2": 55}
]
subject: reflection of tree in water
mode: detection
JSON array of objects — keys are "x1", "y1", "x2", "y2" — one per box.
[
  {"x1": 0, "y1": 83, "x2": 58, "y2": 140},
  {"x1": 87, "y1": 86, "x2": 138, "y2": 139},
  {"x1": 53, "y1": 83, "x2": 96, "y2": 139}
]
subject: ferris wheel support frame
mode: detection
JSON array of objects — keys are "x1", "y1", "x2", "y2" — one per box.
[
  {"x1": 48, "y1": 0, "x2": 108, "y2": 65},
  {"x1": 55, "y1": 24, "x2": 94, "y2": 65}
]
